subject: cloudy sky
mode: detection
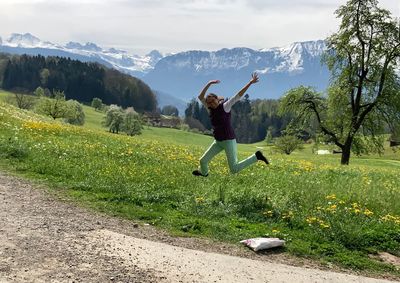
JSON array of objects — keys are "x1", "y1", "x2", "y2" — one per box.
[{"x1": 0, "y1": 0, "x2": 398, "y2": 55}]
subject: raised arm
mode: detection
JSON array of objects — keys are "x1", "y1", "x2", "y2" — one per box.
[
  {"x1": 198, "y1": 80, "x2": 220, "y2": 101},
  {"x1": 223, "y1": 73, "x2": 259, "y2": 113},
  {"x1": 236, "y1": 73, "x2": 259, "y2": 98}
]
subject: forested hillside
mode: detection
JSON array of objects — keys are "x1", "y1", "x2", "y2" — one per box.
[{"x1": 0, "y1": 53, "x2": 157, "y2": 112}]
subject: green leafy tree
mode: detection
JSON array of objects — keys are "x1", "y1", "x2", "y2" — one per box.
[
  {"x1": 34, "y1": 86, "x2": 45, "y2": 97},
  {"x1": 35, "y1": 90, "x2": 71, "y2": 119},
  {"x1": 265, "y1": 127, "x2": 274, "y2": 145},
  {"x1": 65, "y1": 100, "x2": 85, "y2": 125},
  {"x1": 43, "y1": 88, "x2": 52, "y2": 97},
  {"x1": 40, "y1": 68, "x2": 50, "y2": 86},
  {"x1": 103, "y1": 104, "x2": 124, "y2": 134},
  {"x1": 0, "y1": 54, "x2": 9, "y2": 86},
  {"x1": 91, "y1": 97, "x2": 103, "y2": 111},
  {"x1": 123, "y1": 108, "x2": 143, "y2": 136},
  {"x1": 280, "y1": 0, "x2": 400, "y2": 164},
  {"x1": 185, "y1": 116, "x2": 206, "y2": 132},
  {"x1": 232, "y1": 94, "x2": 254, "y2": 143},
  {"x1": 184, "y1": 99, "x2": 207, "y2": 132},
  {"x1": 274, "y1": 135, "x2": 304, "y2": 155}
]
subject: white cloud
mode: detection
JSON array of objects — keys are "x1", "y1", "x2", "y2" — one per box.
[{"x1": 0, "y1": 0, "x2": 398, "y2": 55}]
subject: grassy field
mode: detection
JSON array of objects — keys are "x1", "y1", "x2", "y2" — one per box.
[{"x1": 1, "y1": 90, "x2": 400, "y2": 277}]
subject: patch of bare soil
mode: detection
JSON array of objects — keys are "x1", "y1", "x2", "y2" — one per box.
[{"x1": 377, "y1": 253, "x2": 400, "y2": 268}]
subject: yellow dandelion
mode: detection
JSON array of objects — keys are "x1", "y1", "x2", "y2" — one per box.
[
  {"x1": 363, "y1": 208, "x2": 373, "y2": 216},
  {"x1": 195, "y1": 197, "x2": 205, "y2": 204},
  {"x1": 306, "y1": 216, "x2": 318, "y2": 224},
  {"x1": 326, "y1": 194, "x2": 336, "y2": 200},
  {"x1": 263, "y1": 210, "x2": 273, "y2": 217}
]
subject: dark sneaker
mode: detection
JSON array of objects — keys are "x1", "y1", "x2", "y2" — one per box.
[
  {"x1": 255, "y1": 151, "x2": 269, "y2": 165},
  {"x1": 192, "y1": 170, "x2": 208, "y2": 177}
]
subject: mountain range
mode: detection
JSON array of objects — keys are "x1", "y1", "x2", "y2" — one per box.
[{"x1": 0, "y1": 33, "x2": 331, "y2": 113}]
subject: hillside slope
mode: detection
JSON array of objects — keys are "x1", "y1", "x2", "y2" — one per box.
[{"x1": 0, "y1": 101, "x2": 399, "y2": 276}]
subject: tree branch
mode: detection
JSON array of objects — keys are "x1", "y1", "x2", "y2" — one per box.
[
  {"x1": 365, "y1": 22, "x2": 373, "y2": 68},
  {"x1": 303, "y1": 99, "x2": 343, "y2": 148},
  {"x1": 343, "y1": 46, "x2": 356, "y2": 112},
  {"x1": 355, "y1": 58, "x2": 390, "y2": 131},
  {"x1": 355, "y1": 0, "x2": 366, "y2": 74}
]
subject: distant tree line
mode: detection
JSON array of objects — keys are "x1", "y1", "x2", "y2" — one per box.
[
  {"x1": 0, "y1": 53, "x2": 157, "y2": 113},
  {"x1": 184, "y1": 94, "x2": 293, "y2": 143}
]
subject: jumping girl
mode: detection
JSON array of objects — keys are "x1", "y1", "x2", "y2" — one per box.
[{"x1": 192, "y1": 73, "x2": 269, "y2": 177}]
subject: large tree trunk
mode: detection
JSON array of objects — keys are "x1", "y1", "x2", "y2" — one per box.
[
  {"x1": 341, "y1": 146, "x2": 351, "y2": 165},
  {"x1": 340, "y1": 137, "x2": 353, "y2": 165}
]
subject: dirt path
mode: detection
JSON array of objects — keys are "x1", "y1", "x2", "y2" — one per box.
[{"x1": 0, "y1": 171, "x2": 398, "y2": 283}]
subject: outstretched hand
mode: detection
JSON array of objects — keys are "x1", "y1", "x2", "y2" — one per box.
[
  {"x1": 209, "y1": 80, "x2": 220, "y2": 85},
  {"x1": 250, "y1": 73, "x2": 259, "y2": 84}
]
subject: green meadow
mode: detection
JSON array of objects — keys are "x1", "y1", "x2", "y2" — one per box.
[{"x1": 0, "y1": 89, "x2": 399, "y2": 277}]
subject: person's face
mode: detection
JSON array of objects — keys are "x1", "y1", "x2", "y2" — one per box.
[{"x1": 206, "y1": 95, "x2": 219, "y2": 109}]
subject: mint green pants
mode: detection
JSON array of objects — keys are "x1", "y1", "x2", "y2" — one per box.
[{"x1": 200, "y1": 139, "x2": 257, "y2": 175}]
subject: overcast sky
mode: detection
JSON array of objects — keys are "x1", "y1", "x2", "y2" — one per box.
[{"x1": 0, "y1": 0, "x2": 398, "y2": 55}]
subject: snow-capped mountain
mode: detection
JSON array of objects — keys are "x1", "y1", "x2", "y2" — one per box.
[
  {"x1": 5, "y1": 33, "x2": 60, "y2": 49},
  {"x1": 0, "y1": 33, "x2": 330, "y2": 101},
  {"x1": 65, "y1": 41, "x2": 102, "y2": 52},
  {"x1": 0, "y1": 33, "x2": 162, "y2": 76},
  {"x1": 147, "y1": 40, "x2": 326, "y2": 75},
  {"x1": 7, "y1": 33, "x2": 41, "y2": 47},
  {"x1": 259, "y1": 40, "x2": 326, "y2": 74},
  {"x1": 143, "y1": 40, "x2": 329, "y2": 100}
]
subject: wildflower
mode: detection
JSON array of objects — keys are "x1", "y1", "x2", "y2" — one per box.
[
  {"x1": 306, "y1": 217, "x2": 318, "y2": 224},
  {"x1": 381, "y1": 214, "x2": 400, "y2": 224},
  {"x1": 362, "y1": 176, "x2": 372, "y2": 185},
  {"x1": 263, "y1": 210, "x2": 273, "y2": 217},
  {"x1": 282, "y1": 211, "x2": 294, "y2": 220},
  {"x1": 326, "y1": 204, "x2": 337, "y2": 213},
  {"x1": 326, "y1": 194, "x2": 336, "y2": 200},
  {"x1": 363, "y1": 208, "x2": 373, "y2": 216},
  {"x1": 272, "y1": 229, "x2": 280, "y2": 233},
  {"x1": 195, "y1": 197, "x2": 205, "y2": 204}
]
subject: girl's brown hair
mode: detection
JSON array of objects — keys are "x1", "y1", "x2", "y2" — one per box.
[{"x1": 206, "y1": 93, "x2": 224, "y2": 102}]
